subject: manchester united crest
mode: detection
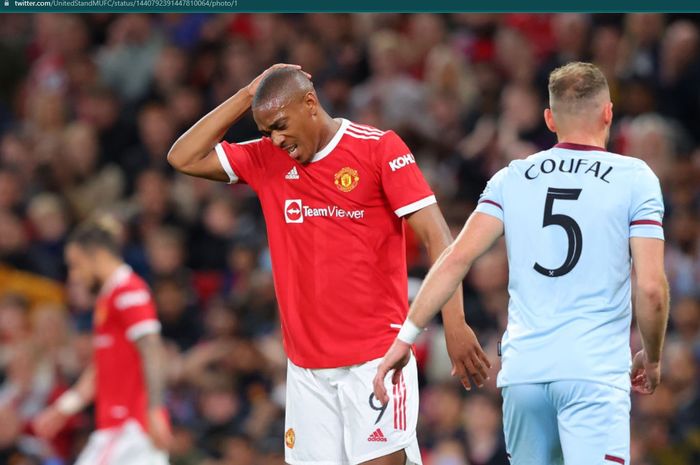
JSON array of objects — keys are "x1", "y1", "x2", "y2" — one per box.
[
  {"x1": 334, "y1": 167, "x2": 359, "y2": 192},
  {"x1": 285, "y1": 428, "x2": 295, "y2": 449}
]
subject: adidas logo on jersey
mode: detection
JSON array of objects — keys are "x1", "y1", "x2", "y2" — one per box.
[
  {"x1": 285, "y1": 167, "x2": 300, "y2": 180},
  {"x1": 367, "y1": 428, "x2": 388, "y2": 442}
]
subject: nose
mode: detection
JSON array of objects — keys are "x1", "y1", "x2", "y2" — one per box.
[{"x1": 271, "y1": 131, "x2": 285, "y2": 148}]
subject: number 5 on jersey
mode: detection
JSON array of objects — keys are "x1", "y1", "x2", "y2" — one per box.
[{"x1": 534, "y1": 187, "x2": 583, "y2": 278}]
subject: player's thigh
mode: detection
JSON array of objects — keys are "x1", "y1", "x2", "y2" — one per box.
[
  {"x1": 501, "y1": 383, "x2": 564, "y2": 465},
  {"x1": 340, "y1": 353, "x2": 422, "y2": 465},
  {"x1": 550, "y1": 381, "x2": 630, "y2": 465},
  {"x1": 285, "y1": 359, "x2": 347, "y2": 465}
]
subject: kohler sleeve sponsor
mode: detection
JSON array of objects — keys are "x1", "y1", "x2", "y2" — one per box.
[{"x1": 388, "y1": 154, "x2": 416, "y2": 172}]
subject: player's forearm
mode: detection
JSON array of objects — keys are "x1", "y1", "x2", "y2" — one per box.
[
  {"x1": 167, "y1": 88, "x2": 253, "y2": 170},
  {"x1": 423, "y1": 226, "x2": 466, "y2": 326},
  {"x1": 408, "y1": 245, "x2": 471, "y2": 329},
  {"x1": 74, "y1": 364, "x2": 96, "y2": 402},
  {"x1": 55, "y1": 364, "x2": 95, "y2": 415},
  {"x1": 407, "y1": 205, "x2": 466, "y2": 325},
  {"x1": 635, "y1": 277, "x2": 670, "y2": 363},
  {"x1": 405, "y1": 211, "x2": 502, "y2": 331},
  {"x1": 136, "y1": 333, "x2": 167, "y2": 408}
]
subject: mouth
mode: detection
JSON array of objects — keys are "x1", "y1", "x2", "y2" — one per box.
[{"x1": 284, "y1": 144, "x2": 300, "y2": 159}]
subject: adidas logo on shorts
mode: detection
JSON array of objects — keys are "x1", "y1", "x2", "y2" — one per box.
[
  {"x1": 285, "y1": 167, "x2": 300, "y2": 180},
  {"x1": 367, "y1": 428, "x2": 387, "y2": 442}
]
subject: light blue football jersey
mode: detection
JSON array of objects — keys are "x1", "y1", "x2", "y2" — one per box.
[{"x1": 475, "y1": 143, "x2": 665, "y2": 391}]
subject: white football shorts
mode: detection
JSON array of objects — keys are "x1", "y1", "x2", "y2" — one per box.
[
  {"x1": 285, "y1": 353, "x2": 422, "y2": 465},
  {"x1": 75, "y1": 419, "x2": 168, "y2": 465}
]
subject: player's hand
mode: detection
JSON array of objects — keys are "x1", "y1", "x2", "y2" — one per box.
[
  {"x1": 631, "y1": 349, "x2": 661, "y2": 395},
  {"x1": 246, "y1": 64, "x2": 313, "y2": 98},
  {"x1": 445, "y1": 322, "x2": 491, "y2": 391},
  {"x1": 33, "y1": 406, "x2": 69, "y2": 439},
  {"x1": 148, "y1": 407, "x2": 173, "y2": 451},
  {"x1": 373, "y1": 338, "x2": 412, "y2": 405}
]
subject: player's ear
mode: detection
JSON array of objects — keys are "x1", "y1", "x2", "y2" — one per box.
[
  {"x1": 304, "y1": 91, "x2": 317, "y2": 115},
  {"x1": 603, "y1": 101, "x2": 613, "y2": 126},
  {"x1": 544, "y1": 108, "x2": 557, "y2": 133}
]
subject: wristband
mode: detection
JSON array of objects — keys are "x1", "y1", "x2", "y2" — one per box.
[
  {"x1": 397, "y1": 319, "x2": 423, "y2": 344},
  {"x1": 55, "y1": 390, "x2": 84, "y2": 416}
]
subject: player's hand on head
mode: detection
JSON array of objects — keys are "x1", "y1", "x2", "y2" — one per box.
[
  {"x1": 148, "y1": 407, "x2": 173, "y2": 451},
  {"x1": 631, "y1": 349, "x2": 661, "y2": 395},
  {"x1": 246, "y1": 63, "x2": 313, "y2": 97},
  {"x1": 33, "y1": 406, "x2": 69, "y2": 439},
  {"x1": 373, "y1": 339, "x2": 411, "y2": 406},
  {"x1": 446, "y1": 322, "x2": 491, "y2": 391}
]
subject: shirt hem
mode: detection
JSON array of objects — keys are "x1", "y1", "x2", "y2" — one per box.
[
  {"x1": 497, "y1": 376, "x2": 630, "y2": 392},
  {"x1": 95, "y1": 416, "x2": 146, "y2": 432},
  {"x1": 286, "y1": 345, "x2": 393, "y2": 369}
]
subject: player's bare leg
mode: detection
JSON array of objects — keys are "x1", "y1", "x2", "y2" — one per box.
[{"x1": 360, "y1": 449, "x2": 406, "y2": 465}]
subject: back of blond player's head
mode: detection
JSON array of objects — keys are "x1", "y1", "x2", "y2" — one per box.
[
  {"x1": 67, "y1": 213, "x2": 124, "y2": 257},
  {"x1": 548, "y1": 62, "x2": 610, "y2": 119}
]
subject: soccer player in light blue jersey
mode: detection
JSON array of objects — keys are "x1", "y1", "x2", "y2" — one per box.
[{"x1": 374, "y1": 62, "x2": 670, "y2": 465}]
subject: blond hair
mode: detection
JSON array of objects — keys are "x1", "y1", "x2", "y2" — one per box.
[{"x1": 548, "y1": 62, "x2": 609, "y2": 115}]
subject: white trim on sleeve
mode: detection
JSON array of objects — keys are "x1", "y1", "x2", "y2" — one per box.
[
  {"x1": 215, "y1": 143, "x2": 239, "y2": 184},
  {"x1": 394, "y1": 195, "x2": 437, "y2": 217},
  {"x1": 126, "y1": 319, "x2": 161, "y2": 341}
]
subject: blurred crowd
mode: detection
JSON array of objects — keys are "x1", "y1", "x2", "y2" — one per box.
[{"x1": 0, "y1": 12, "x2": 699, "y2": 465}]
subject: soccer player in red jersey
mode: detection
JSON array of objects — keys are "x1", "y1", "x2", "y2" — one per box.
[
  {"x1": 168, "y1": 64, "x2": 490, "y2": 465},
  {"x1": 33, "y1": 218, "x2": 171, "y2": 465}
]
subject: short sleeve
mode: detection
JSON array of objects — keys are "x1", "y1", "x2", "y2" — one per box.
[
  {"x1": 377, "y1": 131, "x2": 435, "y2": 217},
  {"x1": 474, "y1": 167, "x2": 508, "y2": 222},
  {"x1": 215, "y1": 138, "x2": 267, "y2": 188},
  {"x1": 112, "y1": 285, "x2": 160, "y2": 341},
  {"x1": 629, "y1": 162, "x2": 664, "y2": 240}
]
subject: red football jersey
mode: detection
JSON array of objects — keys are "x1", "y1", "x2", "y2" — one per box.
[
  {"x1": 216, "y1": 119, "x2": 436, "y2": 368},
  {"x1": 93, "y1": 265, "x2": 161, "y2": 430}
]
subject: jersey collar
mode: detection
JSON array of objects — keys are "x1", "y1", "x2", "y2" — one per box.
[
  {"x1": 554, "y1": 142, "x2": 606, "y2": 152},
  {"x1": 310, "y1": 118, "x2": 349, "y2": 163}
]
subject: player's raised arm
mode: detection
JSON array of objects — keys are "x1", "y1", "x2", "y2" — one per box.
[
  {"x1": 630, "y1": 237, "x2": 669, "y2": 394},
  {"x1": 406, "y1": 204, "x2": 491, "y2": 391},
  {"x1": 373, "y1": 211, "x2": 503, "y2": 404},
  {"x1": 167, "y1": 63, "x2": 307, "y2": 181},
  {"x1": 34, "y1": 364, "x2": 96, "y2": 439}
]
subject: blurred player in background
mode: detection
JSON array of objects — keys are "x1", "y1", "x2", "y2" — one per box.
[
  {"x1": 33, "y1": 218, "x2": 171, "y2": 465},
  {"x1": 375, "y1": 62, "x2": 669, "y2": 465},
  {"x1": 167, "y1": 63, "x2": 490, "y2": 465}
]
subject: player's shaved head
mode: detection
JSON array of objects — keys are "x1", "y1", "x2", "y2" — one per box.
[
  {"x1": 548, "y1": 62, "x2": 609, "y2": 118},
  {"x1": 250, "y1": 66, "x2": 336, "y2": 165},
  {"x1": 252, "y1": 68, "x2": 315, "y2": 111}
]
